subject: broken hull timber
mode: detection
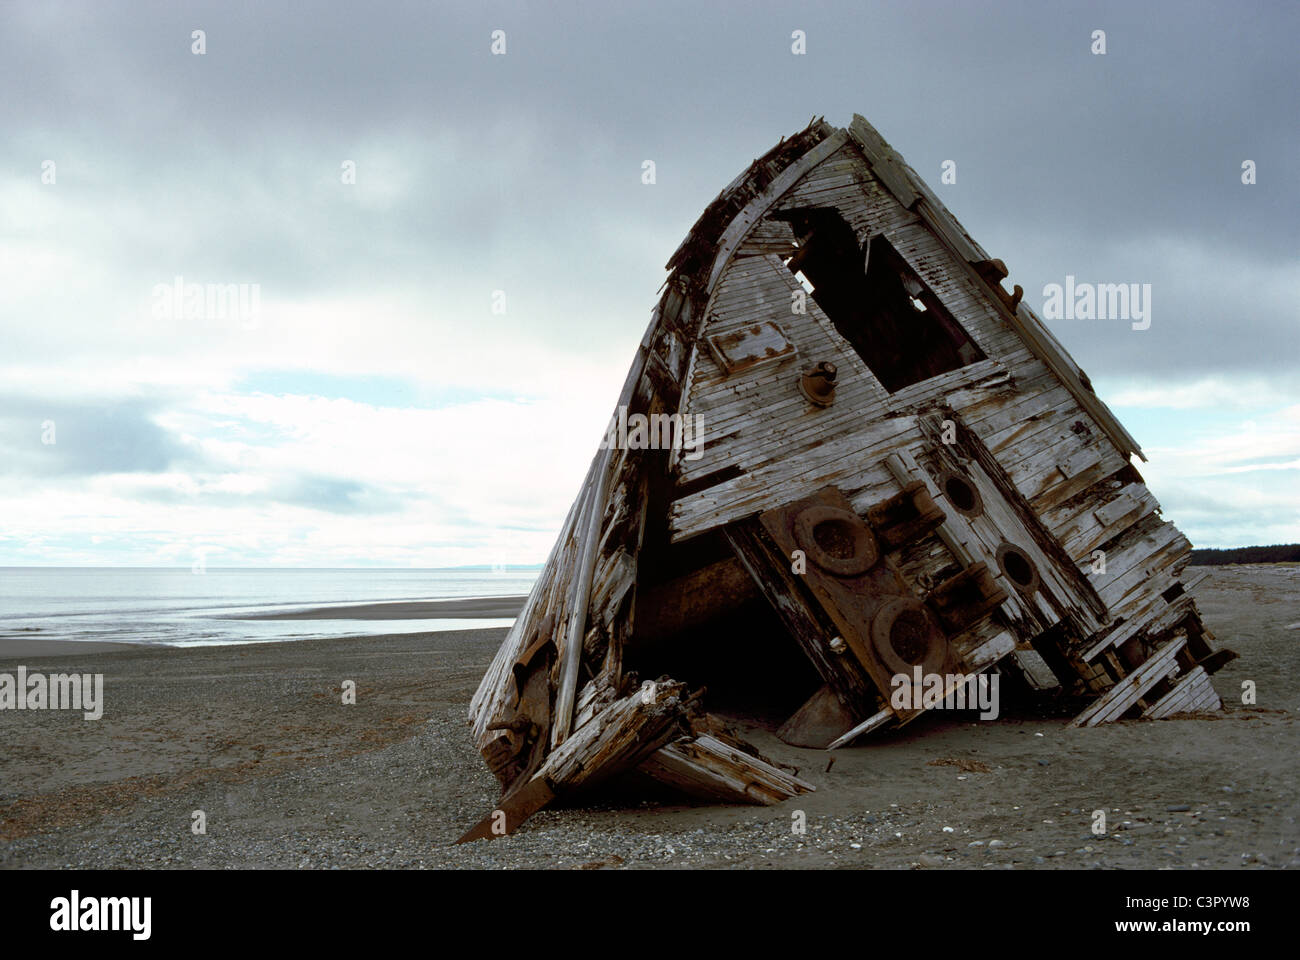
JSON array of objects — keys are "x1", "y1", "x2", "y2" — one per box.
[{"x1": 462, "y1": 114, "x2": 1235, "y2": 839}]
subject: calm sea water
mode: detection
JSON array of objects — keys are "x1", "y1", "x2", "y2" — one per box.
[{"x1": 0, "y1": 567, "x2": 537, "y2": 648}]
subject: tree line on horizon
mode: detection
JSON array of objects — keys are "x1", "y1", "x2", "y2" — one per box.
[{"x1": 1188, "y1": 544, "x2": 1300, "y2": 565}]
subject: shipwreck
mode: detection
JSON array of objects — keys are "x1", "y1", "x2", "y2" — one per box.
[{"x1": 461, "y1": 114, "x2": 1235, "y2": 841}]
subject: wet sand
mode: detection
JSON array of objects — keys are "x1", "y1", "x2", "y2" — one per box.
[
  {"x1": 0, "y1": 638, "x2": 140, "y2": 658},
  {"x1": 1, "y1": 565, "x2": 1296, "y2": 869}
]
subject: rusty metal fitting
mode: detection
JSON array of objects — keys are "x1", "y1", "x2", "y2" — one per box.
[{"x1": 799, "y1": 360, "x2": 838, "y2": 407}]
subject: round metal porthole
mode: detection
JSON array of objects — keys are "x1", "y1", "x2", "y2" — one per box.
[
  {"x1": 870, "y1": 597, "x2": 948, "y2": 678},
  {"x1": 938, "y1": 470, "x2": 984, "y2": 519},
  {"x1": 995, "y1": 542, "x2": 1040, "y2": 595},
  {"x1": 792, "y1": 504, "x2": 878, "y2": 577}
]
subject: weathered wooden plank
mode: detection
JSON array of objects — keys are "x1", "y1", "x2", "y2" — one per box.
[
  {"x1": 1144, "y1": 666, "x2": 1210, "y2": 720},
  {"x1": 781, "y1": 175, "x2": 866, "y2": 202},
  {"x1": 552, "y1": 464, "x2": 607, "y2": 748},
  {"x1": 686, "y1": 357, "x2": 883, "y2": 428},
  {"x1": 734, "y1": 237, "x2": 799, "y2": 257},
  {"x1": 671, "y1": 415, "x2": 918, "y2": 539},
  {"x1": 708, "y1": 263, "x2": 795, "y2": 319},
  {"x1": 1190, "y1": 681, "x2": 1222, "y2": 713},
  {"x1": 688, "y1": 347, "x2": 1015, "y2": 459},
  {"x1": 1082, "y1": 606, "x2": 1156, "y2": 663},
  {"x1": 1057, "y1": 483, "x2": 1158, "y2": 561},
  {"x1": 1090, "y1": 518, "x2": 1188, "y2": 608},
  {"x1": 1026, "y1": 446, "x2": 1130, "y2": 515},
  {"x1": 686, "y1": 385, "x2": 895, "y2": 474},
  {"x1": 571, "y1": 670, "x2": 619, "y2": 733},
  {"x1": 1072, "y1": 637, "x2": 1187, "y2": 726},
  {"x1": 591, "y1": 547, "x2": 637, "y2": 630},
  {"x1": 688, "y1": 355, "x2": 884, "y2": 439},
  {"x1": 541, "y1": 682, "x2": 691, "y2": 789},
  {"x1": 1101, "y1": 539, "x2": 1190, "y2": 619},
  {"x1": 966, "y1": 630, "x2": 1017, "y2": 671}
]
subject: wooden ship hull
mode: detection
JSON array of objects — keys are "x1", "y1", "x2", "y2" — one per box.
[{"x1": 461, "y1": 115, "x2": 1235, "y2": 841}]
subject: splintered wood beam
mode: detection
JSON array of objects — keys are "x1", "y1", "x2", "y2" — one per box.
[
  {"x1": 826, "y1": 707, "x2": 894, "y2": 750},
  {"x1": 458, "y1": 682, "x2": 691, "y2": 842},
  {"x1": 639, "y1": 734, "x2": 814, "y2": 805}
]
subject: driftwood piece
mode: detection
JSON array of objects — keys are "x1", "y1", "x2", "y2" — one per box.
[{"x1": 639, "y1": 734, "x2": 814, "y2": 805}]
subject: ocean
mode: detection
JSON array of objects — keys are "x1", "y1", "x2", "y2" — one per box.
[{"x1": 0, "y1": 567, "x2": 537, "y2": 648}]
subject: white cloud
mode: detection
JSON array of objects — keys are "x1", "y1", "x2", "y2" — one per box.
[
  {"x1": 1105, "y1": 377, "x2": 1300, "y2": 411},
  {"x1": 0, "y1": 385, "x2": 616, "y2": 566}
]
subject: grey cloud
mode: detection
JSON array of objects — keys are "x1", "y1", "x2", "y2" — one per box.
[
  {"x1": 122, "y1": 473, "x2": 406, "y2": 515},
  {"x1": 275, "y1": 475, "x2": 402, "y2": 515},
  {"x1": 1155, "y1": 485, "x2": 1300, "y2": 548},
  {"x1": 0, "y1": 396, "x2": 197, "y2": 476},
  {"x1": 1, "y1": 1, "x2": 1295, "y2": 378}
]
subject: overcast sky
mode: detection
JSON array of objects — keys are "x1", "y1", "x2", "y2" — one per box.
[{"x1": 1, "y1": 0, "x2": 1296, "y2": 566}]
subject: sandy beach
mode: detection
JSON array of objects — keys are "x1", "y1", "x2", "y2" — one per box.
[{"x1": 2, "y1": 564, "x2": 1297, "y2": 870}]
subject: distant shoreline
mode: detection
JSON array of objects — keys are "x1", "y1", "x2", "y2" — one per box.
[
  {"x1": 219, "y1": 595, "x2": 527, "y2": 621},
  {"x1": 0, "y1": 594, "x2": 528, "y2": 657}
]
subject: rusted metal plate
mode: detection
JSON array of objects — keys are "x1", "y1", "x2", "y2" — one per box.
[
  {"x1": 456, "y1": 776, "x2": 556, "y2": 843},
  {"x1": 706, "y1": 320, "x2": 796, "y2": 375},
  {"x1": 760, "y1": 485, "x2": 958, "y2": 724},
  {"x1": 723, "y1": 519, "x2": 879, "y2": 716}
]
